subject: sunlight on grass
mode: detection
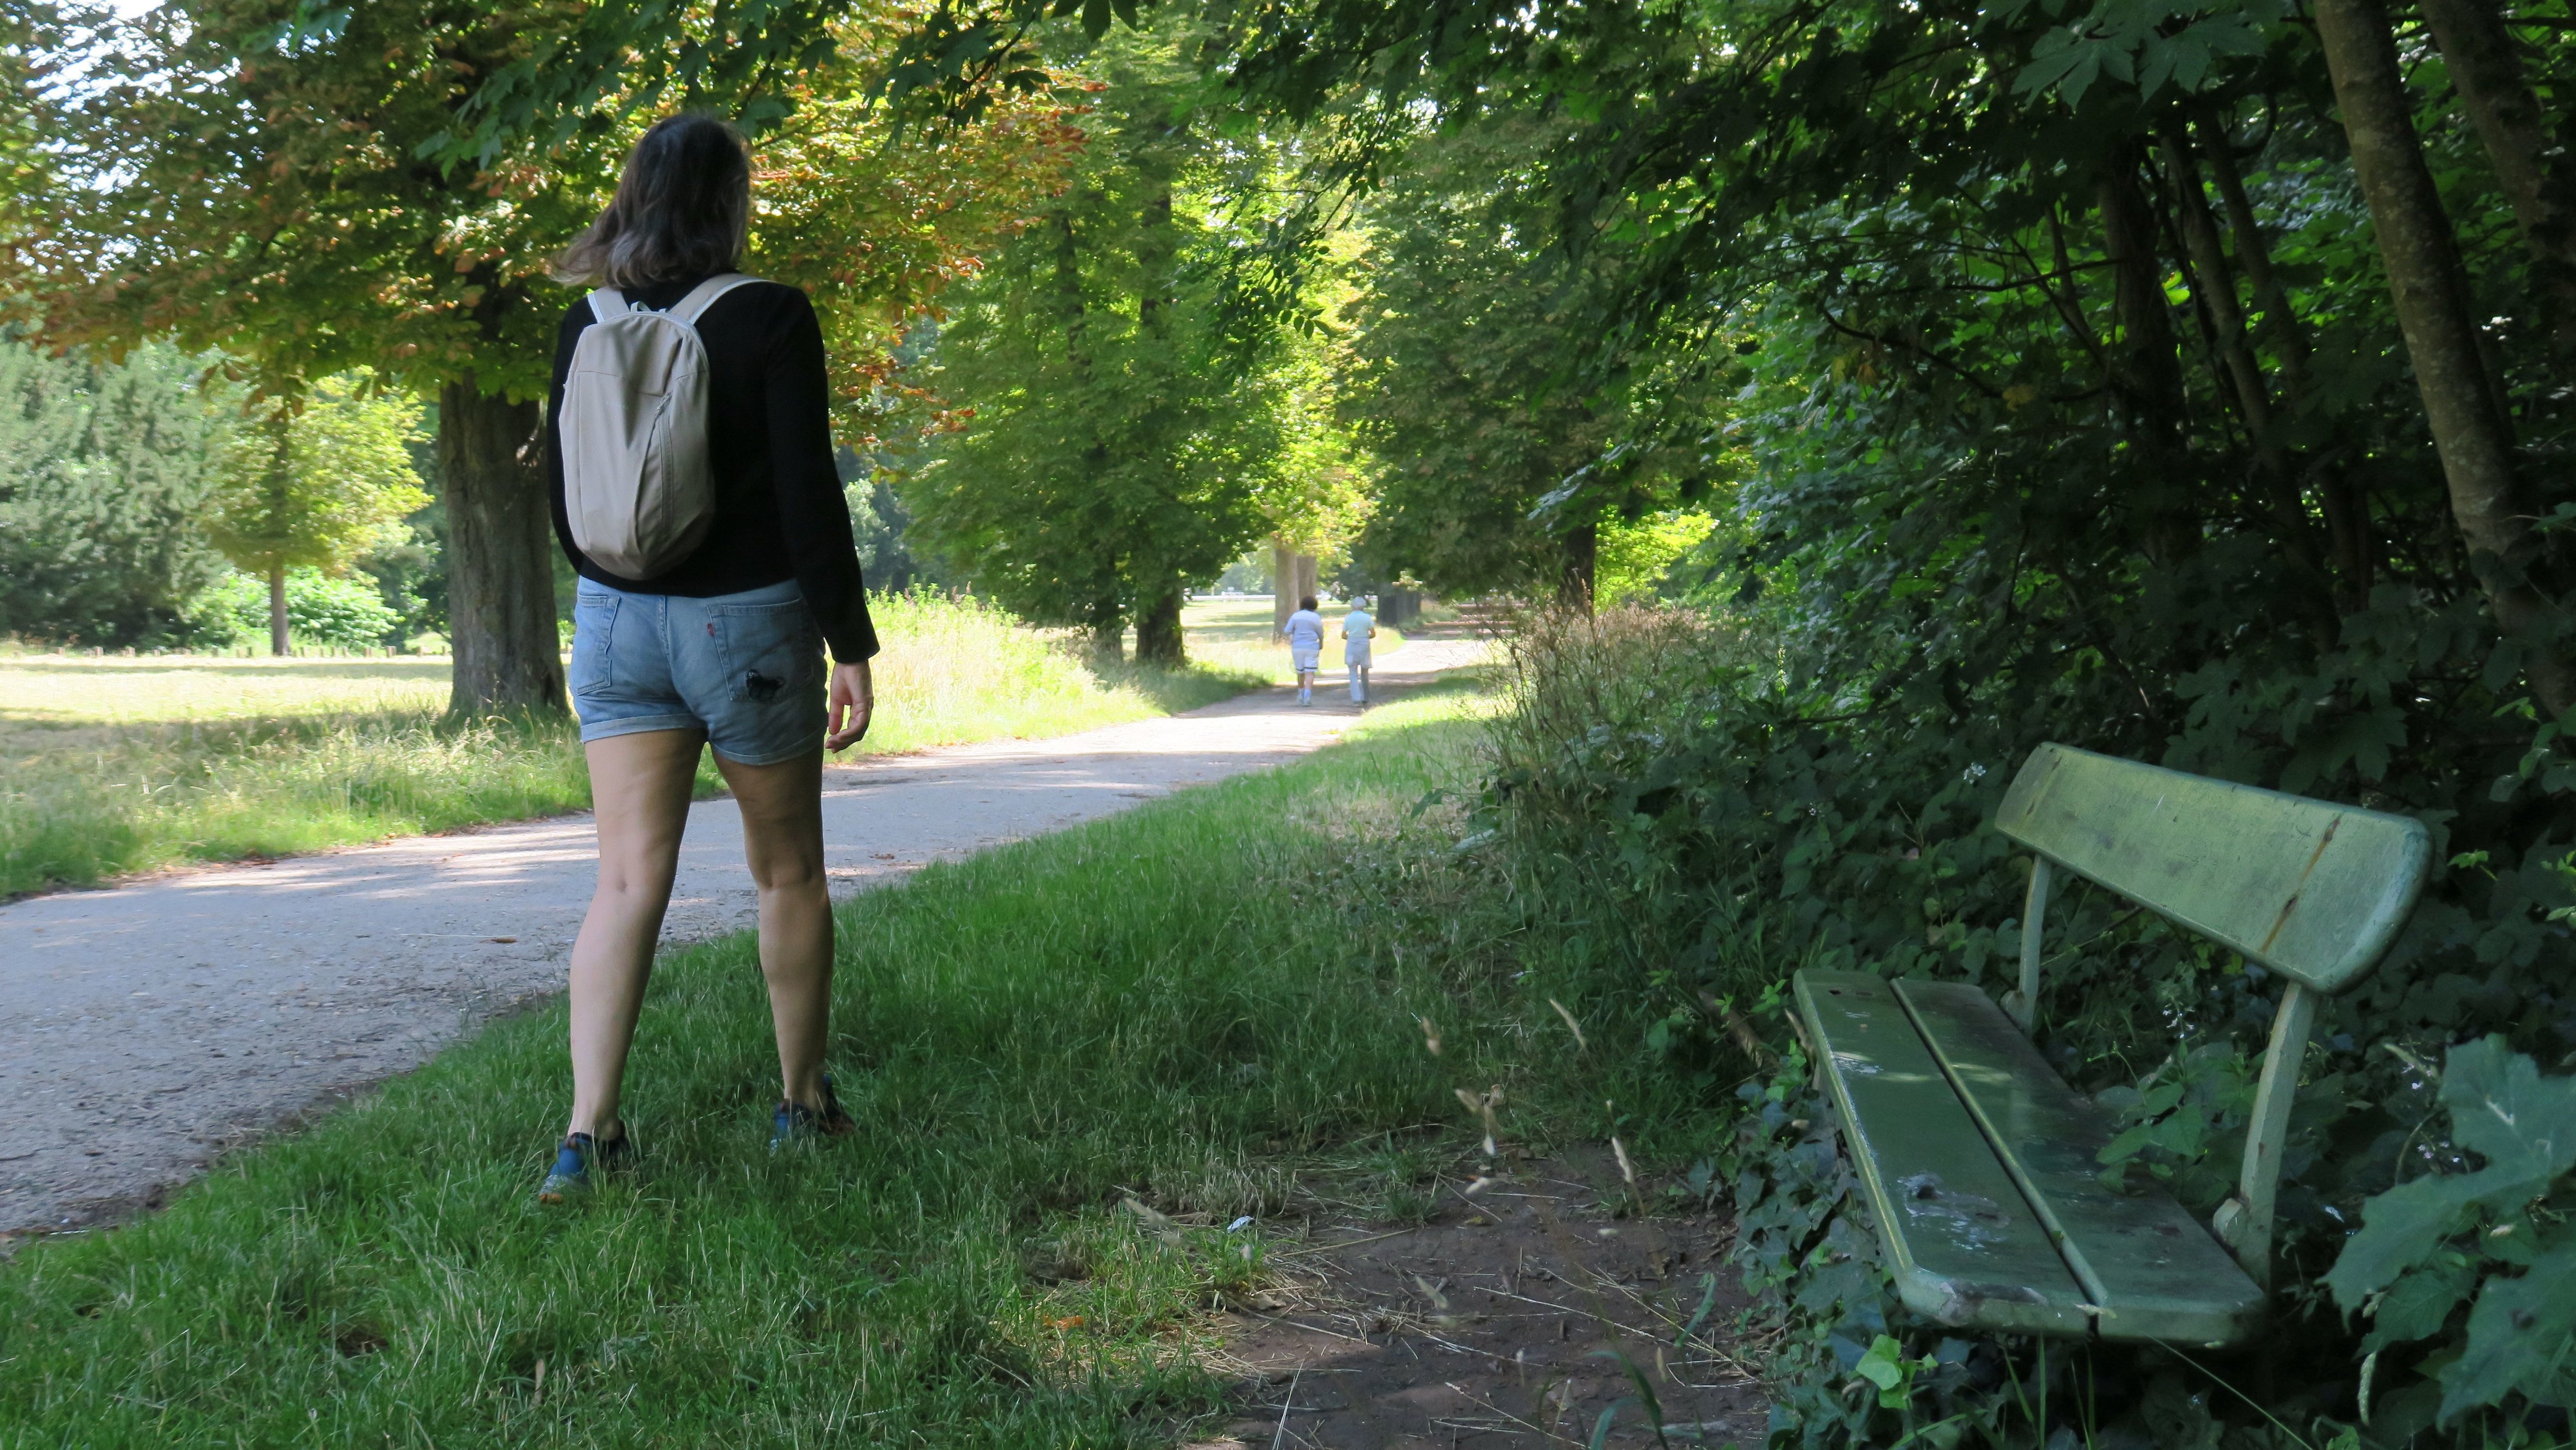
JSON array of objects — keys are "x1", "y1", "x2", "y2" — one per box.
[
  {"x1": 860, "y1": 593, "x2": 1258, "y2": 751},
  {"x1": 0, "y1": 690, "x2": 1505, "y2": 1446},
  {"x1": 0, "y1": 596, "x2": 1268, "y2": 897},
  {"x1": 0, "y1": 657, "x2": 454, "y2": 728}
]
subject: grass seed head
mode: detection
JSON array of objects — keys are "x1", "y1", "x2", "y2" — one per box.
[{"x1": 1548, "y1": 998, "x2": 1587, "y2": 1052}]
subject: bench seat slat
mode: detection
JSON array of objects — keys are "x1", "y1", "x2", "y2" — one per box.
[
  {"x1": 1795, "y1": 971, "x2": 2092, "y2": 1337},
  {"x1": 1895, "y1": 981, "x2": 2265, "y2": 1346}
]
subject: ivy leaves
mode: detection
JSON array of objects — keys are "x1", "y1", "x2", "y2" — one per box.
[{"x1": 2327, "y1": 1037, "x2": 2576, "y2": 1423}]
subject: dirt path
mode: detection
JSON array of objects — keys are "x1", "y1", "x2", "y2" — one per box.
[
  {"x1": 0, "y1": 641, "x2": 1487, "y2": 1236},
  {"x1": 1191, "y1": 1150, "x2": 1768, "y2": 1447}
]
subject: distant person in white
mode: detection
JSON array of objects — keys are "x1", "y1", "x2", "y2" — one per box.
[
  {"x1": 1284, "y1": 594, "x2": 1325, "y2": 705},
  {"x1": 1342, "y1": 599, "x2": 1377, "y2": 704}
]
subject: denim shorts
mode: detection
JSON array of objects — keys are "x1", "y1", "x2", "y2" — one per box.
[{"x1": 569, "y1": 578, "x2": 826, "y2": 765}]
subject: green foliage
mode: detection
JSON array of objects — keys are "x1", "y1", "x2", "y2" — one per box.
[
  {"x1": 188, "y1": 569, "x2": 406, "y2": 652},
  {"x1": 1298, "y1": 0, "x2": 2576, "y2": 1429},
  {"x1": 903, "y1": 18, "x2": 1308, "y2": 654},
  {"x1": 0, "y1": 338, "x2": 236, "y2": 647},
  {"x1": 18, "y1": 0, "x2": 618, "y2": 401},
  {"x1": 207, "y1": 374, "x2": 430, "y2": 583},
  {"x1": 1596, "y1": 511, "x2": 1718, "y2": 606},
  {"x1": 1340, "y1": 118, "x2": 1728, "y2": 603},
  {"x1": 354, "y1": 496, "x2": 449, "y2": 645},
  {"x1": 2326, "y1": 1039, "x2": 2576, "y2": 1431}
]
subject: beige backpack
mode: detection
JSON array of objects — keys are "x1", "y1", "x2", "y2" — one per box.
[{"x1": 560, "y1": 274, "x2": 761, "y2": 579}]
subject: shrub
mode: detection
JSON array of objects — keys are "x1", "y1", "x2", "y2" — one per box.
[
  {"x1": 184, "y1": 568, "x2": 401, "y2": 651},
  {"x1": 1481, "y1": 601, "x2": 2576, "y2": 1446}
]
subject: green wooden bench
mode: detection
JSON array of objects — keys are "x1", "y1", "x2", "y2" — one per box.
[{"x1": 1793, "y1": 743, "x2": 2431, "y2": 1346}]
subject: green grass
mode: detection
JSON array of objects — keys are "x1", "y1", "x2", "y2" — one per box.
[
  {"x1": 0, "y1": 688, "x2": 1539, "y2": 1447},
  {"x1": 0, "y1": 706, "x2": 603, "y2": 900},
  {"x1": 0, "y1": 597, "x2": 1264, "y2": 898}
]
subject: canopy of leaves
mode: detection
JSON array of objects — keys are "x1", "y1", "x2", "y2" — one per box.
[
  {"x1": 901, "y1": 18, "x2": 1317, "y2": 645},
  {"x1": 12, "y1": 2, "x2": 1080, "y2": 413},
  {"x1": 16, "y1": 0, "x2": 619, "y2": 398},
  {"x1": 1337, "y1": 116, "x2": 1731, "y2": 601}
]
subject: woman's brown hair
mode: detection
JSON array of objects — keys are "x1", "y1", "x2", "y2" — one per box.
[{"x1": 553, "y1": 114, "x2": 751, "y2": 289}]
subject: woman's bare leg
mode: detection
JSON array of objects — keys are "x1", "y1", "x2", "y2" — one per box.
[
  {"x1": 566, "y1": 729, "x2": 705, "y2": 1139},
  {"x1": 713, "y1": 749, "x2": 833, "y2": 1110}
]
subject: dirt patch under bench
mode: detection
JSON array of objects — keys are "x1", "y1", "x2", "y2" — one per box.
[{"x1": 1190, "y1": 1153, "x2": 1771, "y2": 1448}]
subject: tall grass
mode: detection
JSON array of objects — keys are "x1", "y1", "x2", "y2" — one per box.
[
  {"x1": 860, "y1": 592, "x2": 1256, "y2": 751},
  {"x1": 1475, "y1": 604, "x2": 1776, "y2": 1156},
  {"x1": 0, "y1": 692, "x2": 1524, "y2": 1447},
  {"x1": 0, "y1": 709, "x2": 605, "y2": 900},
  {"x1": 0, "y1": 596, "x2": 1265, "y2": 898}
]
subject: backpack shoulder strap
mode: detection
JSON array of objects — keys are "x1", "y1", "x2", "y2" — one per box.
[
  {"x1": 669, "y1": 274, "x2": 765, "y2": 327},
  {"x1": 587, "y1": 288, "x2": 627, "y2": 324}
]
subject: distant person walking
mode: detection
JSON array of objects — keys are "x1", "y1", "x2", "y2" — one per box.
[
  {"x1": 1284, "y1": 595, "x2": 1325, "y2": 705},
  {"x1": 1342, "y1": 598, "x2": 1377, "y2": 704},
  {"x1": 538, "y1": 113, "x2": 877, "y2": 1203}
]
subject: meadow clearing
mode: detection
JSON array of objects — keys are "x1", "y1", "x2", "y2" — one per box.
[{"x1": 0, "y1": 595, "x2": 1340, "y2": 899}]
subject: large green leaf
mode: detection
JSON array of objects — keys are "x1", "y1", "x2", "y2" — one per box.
[
  {"x1": 2327, "y1": 1039, "x2": 2576, "y2": 1307},
  {"x1": 2440, "y1": 1037, "x2": 2576, "y2": 1171},
  {"x1": 2439, "y1": 1239, "x2": 2576, "y2": 1419},
  {"x1": 2363, "y1": 1255, "x2": 2478, "y2": 1353}
]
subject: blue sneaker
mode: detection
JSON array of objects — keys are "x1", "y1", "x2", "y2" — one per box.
[
  {"x1": 771, "y1": 1076, "x2": 856, "y2": 1151},
  {"x1": 536, "y1": 1129, "x2": 629, "y2": 1203}
]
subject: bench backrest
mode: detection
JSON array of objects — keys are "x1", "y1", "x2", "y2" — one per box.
[
  {"x1": 1995, "y1": 743, "x2": 2430, "y2": 994},
  {"x1": 1993, "y1": 743, "x2": 2433, "y2": 1290}
]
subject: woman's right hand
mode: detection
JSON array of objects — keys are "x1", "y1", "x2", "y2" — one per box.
[{"x1": 826, "y1": 660, "x2": 874, "y2": 752}]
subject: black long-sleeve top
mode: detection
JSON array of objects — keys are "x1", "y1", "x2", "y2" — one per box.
[{"x1": 545, "y1": 276, "x2": 879, "y2": 663}]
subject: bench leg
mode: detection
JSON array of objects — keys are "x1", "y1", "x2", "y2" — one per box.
[{"x1": 2213, "y1": 982, "x2": 2316, "y2": 1290}]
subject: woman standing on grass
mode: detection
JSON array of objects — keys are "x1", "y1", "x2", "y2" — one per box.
[{"x1": 537, "y1": 113, "x2": 874, "y2": 1202}]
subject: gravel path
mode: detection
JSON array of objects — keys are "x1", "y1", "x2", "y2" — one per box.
[{"x1": 0, "y1": 641, "x2": 1486, "y2": 1235}]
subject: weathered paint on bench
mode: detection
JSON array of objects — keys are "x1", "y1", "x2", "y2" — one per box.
[
  {"x1": 1994, "y1": 743, "x2": 2429, "y2": 994},
  {"x1": 1796, "y1": 972, "x2": 2092, "y2": 1337},
  {"x1": 1899, "y1": 980, "x2": 2263, "y2": 1344},
  {"x1": 1796, "y1": 743, "x2": 2432, "y2": 1341}
]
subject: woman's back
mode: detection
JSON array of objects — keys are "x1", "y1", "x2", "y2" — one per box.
[{"x1": 545, "y1": 274, "x2": 875, "y2": 666}]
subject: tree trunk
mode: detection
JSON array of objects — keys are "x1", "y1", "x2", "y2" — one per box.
[
  {"x1": 2195, "y1": 105, "x2": 2313, "y2": 400},
  {"x1": 1088, "y1": 617, "x2": 1124, "y2": 664},
  {"x1": 1272, "y1": 536, "x2": 1297, "y2": 636},
  {"x1": 2162, "y1": 124, "x2": 2338, "y2": 630},
  {"x1": 1273, "y1": 546, "x2": 1317, "y2": 631},
  {"x1": 2161, "y1": 123, "x2": 2274, "y2": 446},
  {"x1": 1558, "y1": 524, "x2": 1597, "y2": 613},
  {"x1": 2313, "y1": 0, "x2": 2576, "y2": 717},
  {"x1": 439, "y1": 376, "x2": 565, "y2": 716},
  {"x1": 2196, "y1": 108, "x2": 2375, "y2": 611},
  {"x1": 268, "y1": 563, "x2": 289, "y2": 656},
  {"x1": 1135, "y1": 585, "x2": 1185, "y2": 666},
  {"x1": 2098, "y1": 155, "x2": 2201, "y2": 564},
  {"x1": 1138, "y1": 187, "x2": 1175, "y2": 339},
  {"x1": 2417, "y1": 0, "x2": 2576, "y2": 370}
]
